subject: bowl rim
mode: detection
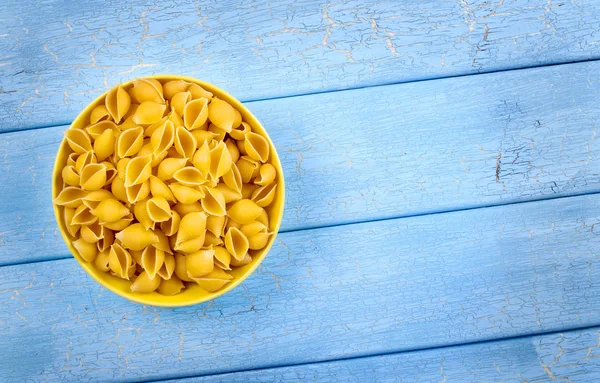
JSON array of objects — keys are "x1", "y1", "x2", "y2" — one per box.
[{"x1": 52, "y1": 74, "x2": 285, "y2": 307}]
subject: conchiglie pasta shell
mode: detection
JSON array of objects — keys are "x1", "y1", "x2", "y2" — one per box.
[
  {"x1": 86, "y1": 120, "x2": 118, "y2": 139},
  {"x1": 174, "y1": 234, "x2": 206, "y2": 254},
  {"x1": 183, "y1": 98, "x2": 209, "y2": 130},
  {"x1": 255, "y1": 163, "x2": 277, "y2": 186},
  {"x1": 225, "y1": 227, "x2": 249, "y2": 261},
  {"x1": 160, "y1": 210, "x2": 180, "y2": 236},
  {"x1": 157, "y1": 157, "x2": 187, "y2": 181},
  {"x1": 149, "y1": 176, "x2": 176, "y2": 203},
  {"x1": 206, "y1": 215, "x2": 226, "y2": 237},
  {"x1": 102, "y1": 213, "x2": 134, "y2": 231},
  {"x1": 213, "y1": 246, "x2": 231, "y2": 270},
  {"x1": 97, "y1": 227, "x2": 114, "y2": 252},
  {"x1": 244, "y1": 132, "x2": 270, "y2": 163},
  {"x1": 130, "y1": 249, "x2": 143, "y2": 265},
  {"x1": 163, "y1": 80, "x2": 191, "y2": 100},
  {"x1": 145, "y1": 116, "x2": 168, "y2": 138},
  {"x1": 174, "y1": 253, "x2": 193, "y2": 282},
  {"x1": 130, "y1": 271, "x2": 161, "y2": 293},
  {"x1": 248, "y1": 232, "x2": 271, "y2": 250},
  {"x1": 62, "y1": 165, "x2": 80, "y2": 186},
  {"x1": 131, "y1": 78, "x2": 164, "y2": 104},
  {"x1": 133, "y1": 198, "x2": 155, "y2": 231},
  {"x1": 230, "y1": 121, "x2": 251, "y2": 140},
  {"x1": 72, "y1": 204, "x2": 97, "y2": 226},
  {"x1": 109, "y1": 243, "x2": 133, "y2": 279},
  {"x1": 116, "y1": 126, "x2": 144, "y2": 158},
  {"x1": 65, "y1": 128, "x2": 92, "y2": 153},
  {"x1": 227, "y1": 199, "x2": 263, "y2": 224},
  {"x1": 153, "y1": 230, "x2": 173, "y2": 255},
  {"x1": 157, "y1": 253, "x2": 176, "y2": 280},
  {"x1": 208, "y1": 98, "x2": 235, "y2": 132},
  {"x1": 115, "y1": 223, "x2": 158, "y2": 251},
  {"x1": 188, "y1": 83, "x2": 213, "y2": 100},
  {"x1": 174, "y1": 126, "x2": 197, "y2": 159},
  {"x1": 186, "y1": 249, "x2": 214, "y2": 278},
  {"x1": 63, "y1": 207, "x2": 80, "y2": 237},
  {"x1": 105, "y1": 85, "x2": 131, "y2": 123},
  {"x1": 172, "y1": 202, "x2": 203, "y2": 216},
  {"x1": 92, "y1": 129, "x2": 115, "y2": 162},
  {"x1": 133, "y1": 101, "x2": 167, "y2": 125},
  {"x1": 118, "y1": 114, "x2": 138, "y2": 131},
  {"x1": 171, "y1": 91, "x2": 191, "y2": 116},
  {"x1": 169, "y1": 184, "x2": 205, "y2": 204},
  {"x1": 141, "y1": 245, "x2": 165, "y2": 279},
  {"x1": 67, "y1": 152, "x2": 78, "y2": 168},
  {"x1": 75, "y1": 151, "x2": 97, "y2": 175},
  {"x1": 232, "y1": 108, "x2": 242, "y2": 130},
  {"x1": 125, "y1": 179, "x2": 150, "y2": 204},
  {"x1": 209, "y1": 141, "x2": 232, "y2": 181},
  {"x1": 73, "y1": 238, "x2": 97, "y2": 262},
  {"x1": 236, "y1": 135, "x2": 247, "y2": 155},
  {"x1": 168, "y1": 109, "x2": 184, "y2": 127},
  {"x1": 124, "y1": 155, "x2": 152, "y2": 187},
  {"x1": 240, "y1": 221, "x2": 268, "y2": 238},
  {"x1": 111, "y1": 176, "x2": 128, "y2": 203},
  {"x1": 82, "y1": 189, "x2": 115, "y2": 210},
  {"x1": 92, "y1": 198, "x2": 130, "y2": 223},
  {"x1": 173, "y1": 167, "x2": 205, "y2": 186},
  {"x1": 225, "y1": 139, "x2": 240, "y2": 163},
  {"x1": 157, "y1": 275, "x2": 184, "y2": 295},
  {"x1": 191, "y1": 268, "x2": 233, "y2": 292},
  {"x1": 80, "y1": 163, "x2": 106, "y2": 191},
  {"x1": 80, "y1": 222, "x2": 104, "y2": 244},
  {"x1": 201, "y1": 187, "x2": 227, "y2": 217},
  {"x1": 176, "y1": 212, "x2": 207, "y2": 242},
  {"x1": 251, "y1": 183, "x2": 277, "y2": 207},
  {"x1": 54, "y1": 186, "x2": 87, "y2": 208},
  {"x1": 90, "y1": 104, "x2": 111, "y2": 124},
  {"x1": 230, "y1": 253, "x2": 252, "y2": 267},
  {"x1": 94, "y1": 249, "x2": 111, "y2": 272},
  {"x1": 256, "y1": 209, "x2": 269, "y2": 227},
  {"x1": 192, "y1": 141, "x2": 211, "y2": 177},
  {"x1": 147, "y1": 197, "x2": 171, "y2": 222},
  {"x1": 222, "y1": 163, "x2": 242, "y2": 193},
  {"x1": 215, "y1": 183, "x2": 242, "y2": 203},
  {"x1": 151, "y1": 120, "x2": 175, "y2": 157},
  {"x1": 236, "y1": 156, "x2": 260, "y2": 184}
]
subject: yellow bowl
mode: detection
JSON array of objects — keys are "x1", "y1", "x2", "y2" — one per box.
[{"x1": 52, "y1": 75, "x2": 285, "y2": 307}]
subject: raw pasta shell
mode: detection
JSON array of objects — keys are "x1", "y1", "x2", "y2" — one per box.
[
  {"x1": 172, "y1": 202, "x2": 203, "y2": 216},
  {"x1": 173, "y1": 167, "x2": 205, "y2": 186},
  {"x1": 86, "y1": 120, "x2": 118, "y2": 139},
  {"x1": 236, "y1": 156, "x2": 260, "y2": 184},
  {"x1": 206, "y1": 215, "x2": 226, "y2": 237},
  {"x1": 62, "y1": 165, "x2": 80, "y2": 186},
  {"x1": 54, "y1": 186, "x2": 87, "y2": 208},
  {"x1": 190, "y1": 268, "x2": 233, "y2": 292},
  {"x1": 115, "y1": 223, "x2": 159, "y2": 251},
  {"x1": 188, "y1": 83, "x2": 213, "y2": 100},
  {"x1": 133, "y1": 101, "x2": 167, "y2": 125},
  {"x1": 230, "y1": 121, "x2": 251, "y2": 141},
  {"x1": 157, "y1": 157, "x2": 187, "y2": 181},
  {"x1": 174, "y1": 253, "x2": 194, "y2": 282},
  {"x1": 149, "y1": 176, "x2": 176, "y2": 203},
  {"x1": 153, "y1": 230, "x2": 173, "y2": 255},
  {"x1": 109, "y1": 243, "x2": 133, "y2": 279},
  {"x1": 201, "y1": 187, "x2": 227, "y2": 217},
  {"x1": 192, "y1": 141, "x2": 211, "y2": 177},
  {"x1": 65, "y1": 128, "x2": 92, "y2": 153},
  {"x1": 73, "y1": 238, "x2": 97, "y2": 262},
  {"x1": 130, "y1": 78, "x2": 165, "y2": 104},
  {"x1": 230, "y1": 253, "x2": 252, "y2": 267},
  {"x1": 227, "y1": 199, "x2": 263, "y2": 224},
  {"x1": 92, "y1": 128, "x2": 115, "y2": 162},
  {"x1": 111, "y1": 176, "x2": 128, "y2": 203},
  {"x1": 96, "y1": 227, "x2": 114, "y2": 252},
  {"x1": 176, "y1": 211, "x2": 207, "y2": 242},
  {"x1": 94, "y1": 249, "x2": 111, "y2": 272},
  {"x1": 125, "y1": 179, "x2": 150, "y2": 204},
  {"x1": 80, "y1": 163, "x2": 107, "y2": 191},
  {"x1": 151, "y1": 120, "x2": 175, "y2": 157},
  {"x1": 225, "y1": 139, "x2": 240, "y2": 163},
  {"x1": 141, "y1": 245, "x2": 165, "y2": 279},
  {"x1": 102, "y1": 161, "x2": 118, "y2": 185},
  {"x1": 255, "y1": 163, "x2": 277, "y2": 186},
  {"x1": 157, "y1": 275, "x2": 184, "y2": 295},
  {"x1": 102, "y1": 213, "x2": 134, "y2": 231},
  {"x1": 92, "y1": 198, "x2": 130, "y2": 223},
  {"x1": 248, "y1": 232, "x2": 271, "y2": 250},
  {"x1": 191, "y1": 130, "x2": 218, "y2": 148},
  {"x1": 186, "y1": 249, "x2": 215, "y2": 277},
  {"x1": 208, "y1": 97, "x2": 235, "y2": 132},
  {"x1": 244, "y1": 132, "x2": 270, "y2": 163},
  {"x1": 213, "y1": 246, "x2": 231, "y2": 270},
  {"x1": 224, "y1": 227, "x2": 249, "y2": 261},
  {"x1": 130, "y1": 271, "x2": 161, "y2": 293},
  {"x1": 183, "y1": 98, "x2": 209, "y2": 130},
  {"x1": 209, "y1": 141, "x2": 232, "y2": 181},
  {"x1": 157, "y1": 253, "x2": 176, "y2": 280},
  {"x1": 222, "y1": 163, "x2": 242, "y2": 193},
  {"x1": 169, "y1": 183, "x2": 205, "y2": 204},
  {"x1": 134, "y1": 198, "x2": 155, "y2": 231},
  {"x1": 174, "y1": 126, "x2": 197, "y2": 159},
  {"x1": 251, "y1": 183, "x2": 277, "y2": 207},
  {"x1": 147, "y1": 197, "x2": 172, "y2": 223},
  {"x1": 80, "y1": 222, "x2": 104, "y2": 244},
  {"x1": 160, "y1": 210, "x2": 180, "y2": 236},
  {"x1": 63, "y1": 207, "x2": 80, "y2": 237},
  {"x1": 163, "y1": 80, "x2": 191, "y2": 100},
  {"x1": 124, "y1": 155, "x2": 152, "y2": 187},
  {"x1": 116, "y1": 126, "x2": 144, "y2": 158},
  {"x1": 82, "y1": 189, "x2": 115, "y2": 209},
  {"x1": 105, "y1": 85, "x2": 131, "y2": 123},
  {"x1": 232, "y1": 108, "x2": 242, "y2": 130},
  {"x1": 90, "y1": 104, "x2": 111, "y2": 124},
  {"x1": 72, "y1": 204, "x2": 97, "y2": 226},
  {"x1": 215, "y1": 183, "x2": 242, "y2": 203},
  {"x1": 75, "y1": 151, "x2": 97, "y2": 175},
  {"x1": 171, "y1": 91, "x2": 191, "y2": 116}
]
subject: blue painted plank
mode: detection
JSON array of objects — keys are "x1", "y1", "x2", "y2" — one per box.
[
  {"x1": 2, "y1": 194, "x2": 600, "y2": 382},
  {"x1": 2, "y1": 0, "x2": 600, "y2": 131},
  {"x1": 2, "y1": 60, "x2": 600, "y2": 265},
  {"x1": 170, "y1": 326, "x2": 600, "y2": 382}
]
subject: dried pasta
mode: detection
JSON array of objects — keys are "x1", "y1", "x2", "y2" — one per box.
[{"x1": 54, "y1": 77, "x2": 280, "y2": 296}]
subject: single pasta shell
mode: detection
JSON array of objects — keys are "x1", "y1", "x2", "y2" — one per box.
[
  {"x1": 92, "y1": 198, "x2": 130, "y2": 223},
  {"x1": 141, "y1": 245, "x2": 165, "y2": 279},
  {"x1": 149, "y1": 176, "x2": 176, "y2": 203},
  {"x1": 192, "y1": 141, "x2": 211, "y2": 177},
  {"x1": 130, "y1": 271, "x2": 161, "y2": 293},
  {"x1": 225, "y1": 227, "x2": 249, "y2": 261},
  {"x1": 215, "y1": 183, "x2": 242, "y2": 204},
  {"x1": 157, "y1": 157, "x2": 187, "y2": 181},
  {"x1": 82, "y1": 189, "x2": 115, "y2": 210},
  {"x1": 188, "y1": 83, "x2": 213, "y2": 100},
  {"x1": 157, "y1": 253, "x2": 176, "y2": 280},
  {"x1": 173, "y1": 167, "x2": 206, "y2": 186},
  {"x1": 172, "y1": 202, "x2": 203, "y2": 216},
  {"x1": 186, "y1": 249, "x2": 215, "y2": 278},
  {"x1": 230, "y1": 121, "x2": 251, "y2": 141},
  {"x1": 213, "y1": 246, "x2": 231, "y2": 270},
  {"x1": 151, "y1": 120, "x2": 175, "y2": 157},
  {"x1": 209, "y1": 141, "x2": 232, "y2": 181},
  {"x1": 183, "y1": 98, "x2": 209, "y2": 130},
  {"x1": 103, "y1": 213, "x2": 134, "y2": 231},
  {"x1": 132, "y1": 101, "x2": 167, "y2": 125},
  {"x1": 225, "y1": 139, "x2": 240, "y2": 163},
  {"x1": 174, "y1": 126, "x2": 197, "y2": 159},
  {"x1": 109, "y1": 243, "x2": 133, "y2": 279},
  {"x1": 160, "y1": 210, "x2": 181, "y2": 236},
  {"x1": 62, "y1": 165, "x2": 80, "y2": 186},
  {"x1": 147, "y1": 197, "x2": 172, "y2": 222},
  {"x1": 105, "y1": 85, "x2": 131, "y2": 123},
  {"x1": 80, "y1": 222, "x2": 104, "y2": 244},
  {"x1": 248, "y1": 232, "x2": 271, "y2": 250},
  {"x1": 134, "y1": 198, "x2": 155, "y2": 231},
  {"x1": 124, "y1": 155, "x2": 152, "y2": 187},
  {"x1": 244, "y1": 132, "x2": 270, "y2": 163},
  {"x1": 222, "y1": 163, "x2": 242, "y2": 193},
  {"x1": 116, "y1": 126, "x2": 144, "y2": 158},
  {"x1": 86, "y1": 120, "x2": 118, "y2": 139},
  {"x1": 174, "y1": 253, "x2": 194, "y2": 282},
  {"x1": 94, "y1": 249, "x2": 111, "y2": 272},
  {"x1": 163, "y1": 80, "x2": 191, "y2": 100},
  {"x1": 73, "y1": 238, "x2": 97, "y2": 262},
  {"x1": 230, "y1": 253, "x2": 252, "y2": 267},
  {"x1": 174, "y1": 234, "x2": 206, "y2": 253},
  {"x1": 65, "y1": 128, "x2": 92, "y2": 154},
  {"x1": 72, "y1": 204, "x2": 97, "y2": 226},
  {"x1": 169, "y1": 183, "x2": 205, "y2": 204},
  {"x1": 54, "y1": 186, "x2": 87, "y2": 208},
  {"x1": 208, "y1": 98, "x2": 235, "y2": 132},
  {"x1": 176, "y1": 211, "x2": 207, "y2": 242},
  {"x1": 232, "y1": 108, "x2": 242, "y2": 130},
  {"x1": 90, "y1": 104, "x2": 111, "y2": 124},
  {"x1": 125, "y1": 179, "x2": 150, "y2": 204},
  {"x1": 206, "y1": 214, "x2": 226, "y2": 237},
  {"x1": 171, "y1": 91, "x2": 192, "y2": 116},
  {"x1": 96, "y1": 227, "x2": 114, "y2": 252},
  {"x1": 111, "y1": 176, "x2": 128, "y2": 203},
  {"x1": 115, "y1": 223, "x2": 159, "y2": 251},
  {"x1": 236, "y1": 156, "x2": 260, "y2": 184},
  {"x1": 251, "y1": 183, "x2": 277, "y2": 207},
  {"x1": 240, "y1": 222, "x2": 268, "y2": 238},
  {"x1": 63, "y1": 207, "x2": 80, "y2": 237},
  {"x1": 255, "y1": 163, "x2": 277, "y2": 186},
  {"x1": 157, "y1": 275, "x2": 185, "y2": 296},
  {"x1": 227, "y1": 199, "x2": 263, "y2": 224},
  {"x1": 190, "y1": 268, "x2": 233, "y2": 292},
  {"x1": 153, "y1": 230, "x2": 173, "y2": 255},
  {"x1": 75, "y1": 151, "x2": 97, "y2": 175},
  {"x1": 201, "y1": 187, "x2": 227, "y2": 217},
  {"x1": 130, "y1": 78, "x2": 165, "y2": 104},
  {"x1": 203, "y1": 231, "x2": 223, "y2": 247},
  {"x1": 92, "y1": 128, "x2": 115, "y2": 162}
]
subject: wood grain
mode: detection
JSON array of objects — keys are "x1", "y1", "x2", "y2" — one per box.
[
  {"x1": 2, "y1": 60, "x2": 600, "y2": 266},
  {"x1": 2, "y1": 0, "x2": 600, "y2": 131},
  {"x1": 172, "y1": 326, "x2": 600, "y2": 382},
  {"x1": 2, "y1": 194, "x2": 600, "y2": 382}
]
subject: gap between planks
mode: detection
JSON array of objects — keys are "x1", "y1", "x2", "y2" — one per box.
[{"x1": 2, "y1": 56, "x2": 600, "y2": 135}]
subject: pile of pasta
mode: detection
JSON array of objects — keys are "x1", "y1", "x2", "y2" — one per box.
[{"x1": 53, "y1": 78, "x2": 278, "y2": 296}]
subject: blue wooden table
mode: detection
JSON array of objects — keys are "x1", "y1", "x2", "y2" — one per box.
[{"x1": 2, "y1": 0, "x2": 600, "y2": 381}]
